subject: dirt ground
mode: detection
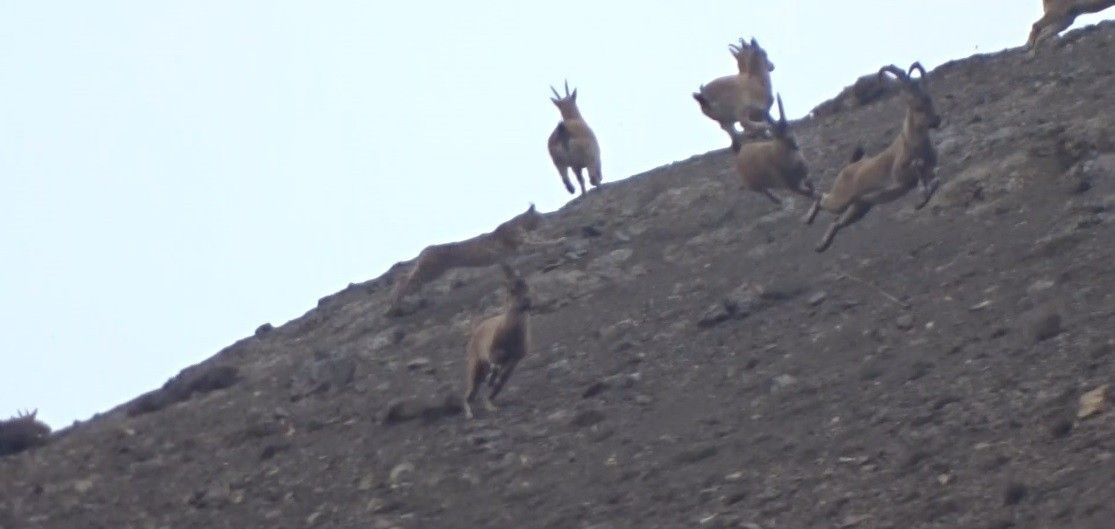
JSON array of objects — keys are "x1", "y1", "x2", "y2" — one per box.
[{"x1": 3, "y1": 21, "x2": 1114, "y2": 529}]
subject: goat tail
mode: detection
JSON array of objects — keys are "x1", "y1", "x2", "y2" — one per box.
[
  {"x1": 692, "y1": 90, "x2": 711, "y2": 112},
  {"x1": 849, "y1": 145, "x2": 866, "y2": 163}
]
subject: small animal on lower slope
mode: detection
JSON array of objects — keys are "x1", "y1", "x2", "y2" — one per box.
[
  {"x1": 548, "y1": 81, "x2": 603, "y2": 195},
  {"x1": 388, "y1": 204, "x2": 561, "y2": 315},
  {"x1": 735, "y1": 94, "x2": 813, "y2": 206},
  {"x1": 462, "y1": 263, "x2": 532, "y2": 419},
  {"x1": 805, "y1": 62, "x2": 941, "y2": 253}
]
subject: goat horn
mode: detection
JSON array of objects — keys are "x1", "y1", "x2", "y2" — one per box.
[
  {"x1": 878, "y1": 64, "x2": 907, "y2": 81},
  {"x1": 908, "y1": 62, "x2": 927, "y2": 79},
  {"x1": 550, "y1": 85, "x2": 561, "y2": 99},
  {"x1": 776, "y1": 94, "x2": 787, "y2": 127},
  {"x1": 564, "y1": 79, "x2": 571, "y2": 97}
]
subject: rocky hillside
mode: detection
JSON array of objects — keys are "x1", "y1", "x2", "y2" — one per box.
[{"x1": 3, "y1": 22, "x2": 1115, "y2": 529}]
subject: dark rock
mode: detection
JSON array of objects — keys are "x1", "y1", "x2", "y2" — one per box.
[
  {"x1": 1048, "y1": 417, "x2": 1073, "y2": 438},
  {"x1": 381, "y1": 398, "x2": 424, "y2": 425},
  {"x1": 1003, "y1": 482, "x2": 1028, "y2": 505},
  {"x1": 570, "y1": 410, "x2": 606, "y2": 428},
  {"x1": 382, "y1": 395, "x2": 460, "y2": 425},
  {"x1": 1024, "y1": 309, "x2": 1062, "y2": 342},
  {"x1": 254, "y1": 323, "x2": 273, "y2": 336},
  {"x1": 698, "y1": 303, "x2": 733, "y2": 328},
  {"x1": 673, "y1": 444, "x2": 718, "y2": 464},
  {"x1": 582, "y1": 381, "x2": 610, "y2": 399}
]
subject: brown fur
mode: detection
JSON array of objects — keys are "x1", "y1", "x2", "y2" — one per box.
[
  {"x1": 0, "y1": 409, "x2": 50, "y2": 457},
  {"x1": 547, "y1": 81, "x2": 602, "y2": 195},
  {"x1": 805, "y1": 63, "x2": 941, "y2": 253},
  {"x1": 462, "y1": 263, "x2": 532, "y2": 419},
  {"x1": 693, "y1": 37, "x2": 776, "y2": 151},
  {"x1": 1028, "y1": 0, "x2": 1115, "y2": 48},
  {"x1": 735, "y1": 94, "x2": 813, "y2": 205},
  {"x1": 388, "y1": 204, "x2": 560, "y2": 314}
]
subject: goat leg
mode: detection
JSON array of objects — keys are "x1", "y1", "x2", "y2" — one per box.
[
  {"x1": 555, "y1": 165, "x2": 575, "y2": 194},
  {"x1": 761, "y1": 189, "x2": 783, "y2": 205},
  {"x1": 488, "y1": 361, "x2": 518, "y2": 401},
  {"x1": 815, "y1": 202, "x2": 872, "y2": 253},
  {"x1": 722, "y1": 121, "x2": 742, "y2": 152},
  {"x1": 803, "y1": 198, "x2": 822, "y2": 225},
  {"x1": 912, "y1": 160, "x2": 939, "y2": 210}
]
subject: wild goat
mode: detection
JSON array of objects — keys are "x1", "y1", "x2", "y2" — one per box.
[
  {"x1": 735, "y1": 94, "x2": 813, "y2": 205},
  {"x1": 0, "y1": 409, "x2": 51, "y2": 457},
  {"x1": 548, "y1": 81, "x2": 603, "y2": 195},
  {"x1": 388, "y1": 204, "x2": 561, "y2": 315},
  {"x1": 805, "y1": 63, "x2": 941, "y2": 253},
  {"x1": 693, "y1": 37, "x2": 776, "y2": 151},
  {"x1": 462, "y1": 263, "x2": 532, "y2": 419},
  {"x1": 1027, "y1": 0, "x2": 1115, "y2": 48}
]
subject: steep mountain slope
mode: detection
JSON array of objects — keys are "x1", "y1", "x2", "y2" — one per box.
[{"x1": 4, "y1": 22, "x2": 1115, "y2": 529}]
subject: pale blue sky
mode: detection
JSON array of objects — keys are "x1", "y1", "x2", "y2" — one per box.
[{"x1": 2, "y1": 1, "x2": 1110, "y2": 428}]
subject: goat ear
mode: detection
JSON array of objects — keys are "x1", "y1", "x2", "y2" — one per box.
[
  {"x1": 751, "y1": 37, "x2": 758, "y2": 47},
  {"x1": 527, "y1": 203, "x2": 536, "y2": 213},
  {"x1": 570, "y1": 89, "x2": 577, "y2": 101}
]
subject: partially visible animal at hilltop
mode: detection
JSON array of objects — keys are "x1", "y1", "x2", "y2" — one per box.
[
  {"x1": 0, "y1": 409, "x2": 51, "y2": 457},
  {"x1": 388, "y1": 204, "x2": 562, "y2": 315},
  {"x1": 809, "y1": 71, "x2": 902, "y2": 119},
  {"x1": 1027, "y1": 0, "x2": 1115, "y2": 48},
  {"x1": 805, "y1": 62, "x2": 942, "y2": 253},
  {"x1": 735, "y1": 94, "x2": 813, "y2": 206},
  {"x1": 548, "y1": 81, "x2": 603, "y2": 196},
  {"x1": 693, "y1": 37, "x2": 776, "y2": 151},
  {"x1": 462, "y1": 263, "x2": 532, "y2": 419}
]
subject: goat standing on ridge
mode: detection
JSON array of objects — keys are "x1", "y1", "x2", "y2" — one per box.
[
  {"x1": 0, "y1": 409, "x2": 50, "y2": 457},
  {"x1": 388, "y1": 204, "x2": 560, "y2": 315},
  {"x1": 693, "y1": 37, "x2": 776, "y2": 151},
  {"x1": 805, "y1": 63, "x2": 941, "y2": 253},
  {"x1": 1027, "y1": 0, "x2": 1115, "y2": 49},
  {"x1": 735, "y1": 94, "x2": 813, "y2": 206},
  {"x1": 548, "y1": 81, "x2": 603, "y2": 195},
  {"x1": 462, "y1": 263, "x2": 532, "y2": 419}
]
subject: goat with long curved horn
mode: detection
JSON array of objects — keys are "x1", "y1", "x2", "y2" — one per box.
[{"x1": 806, "y1": 61, "x2": 943, "y2": 252}]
